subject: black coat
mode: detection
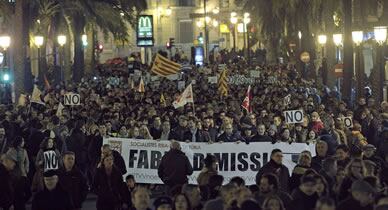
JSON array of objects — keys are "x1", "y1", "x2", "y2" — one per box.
[
  {"x1": 92, "y1": 167, "x2": 125, "y2": 209},
  {"x1": 158, "y1": 149, "x2": 193, "y2": 187},
  {"x1": 67, "y1": 129, "x2": 88, "y2": 166},
  {"x1": 170, "y1": 126, "x2": 187, "y2": 141},
  {"x1": 291, "y1": 188, "x2": 318, "y2": 210},
  {"x1": 250, "y1": 134, "x2": 272, "y2": 142},
  {"x1": 87, "y1": 134, "x2": 103, "y2": 167},
  {"x1": 183, "y1": 129, "x2": 211, "y2": 142},
  {"x1": 337, "y1": 197, "x2": 373, "y2": 210},
  {"x1": 256, "y1": 160, "x2": 290, "y2": 192},
  {"x1": 31, "y1": 186, "x2": 74, "y2": 210},
  {"x1": 58, "y1": 167, "x2": 88, "y2": 208},
  {"x1": 112, "y1": 150, "x2": 127, "y2": 175},
  {"x1": 0, "y1": 164, "x2": 13, "y2": 209}
]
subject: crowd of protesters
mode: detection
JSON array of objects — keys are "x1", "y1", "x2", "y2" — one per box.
[{"x1": 1, "y1": 50, "x2": 388, "y2": 210}]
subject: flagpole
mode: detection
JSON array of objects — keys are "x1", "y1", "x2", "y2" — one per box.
[{"x1": 192, "y1": 102, "x2": 196, "y2": 116}]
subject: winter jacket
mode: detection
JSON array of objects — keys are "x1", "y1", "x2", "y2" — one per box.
[
  {"x1": 0, "y1": 164, "x2": 14, "y2": 210},
  {"x1": 58, "y1": 167, "x2": 88, "y2": 208},
  {"x1": 158, "y1": 149, "x2": 193, "y2": 187},
  {"x1": 92, "y1": 166, "x2": 125, "y2": 210},
  {"x1": 197, "y1": 169, "x2": 218, "y2": 186},
  {"x1": 216, "y1": 131, "x2": 244, "y2": 142},
  {"x1": 250, "y1": 134, "x2": 272, "y2": 142},
  {"x1": 6, "y1": 147, "x2": 29, "y2": 177},
  {"x1": 337, "y1": 196, "x2": 373, "y2": 210},
  {"x1": 183, "y1": 129, "x2": 211, "y2": 142},
  {"x1": 67, "y1": 129, "x2": 88, "y2": 167},
  {"x1": 289, "y1": 165, "x2": 311, "y2": 192},
  {"x1": 291, "y1": 188, "x2": 319, "y2": 210},
  {"x1": 31, "y1": 186, "x2": 74, "y2": 210},
  {"x1": 256, "y1": 160, "x2": 290, "y2": 192}
]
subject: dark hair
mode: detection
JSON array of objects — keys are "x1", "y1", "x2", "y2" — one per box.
[
  {"x1": 271, "y1": 149, "x2": 282, "y2": 156},
  {"x1": 322, "y1": 157, "x2": 337, "y2": 171},
  {"x1": 262, "y1": 195, "x2": 285, "y2": 210},
  {"x1": 230, "y1": 176, "x2": 245, "y2": 187},
  {"x1": 314, "y1": 175, "x2": 329, "y2": 196},
  {"x1": 12, "y1": 136, "x2": 24, "y2": 148},
  {"x1": 203, "y1": 154, "x2": 217, "y2": 169},
  {"x1": 51, "y1": 116, "x2": 60, "y2": 125},
  {"x1": 172, "y1": 193, "x2": 192, "y2": 210},
  {"x1": 336, "y1": 144, "x2": 350, "y2": 153},
  {"x1": 300, "y1": 175, "x2": 316, "y2": 184},
  {"x1": 259, "y1": 173, "x2": 279, "y2": 190},
  {"x1": 62, "y1": 151, "x2": 75, "y2": 156},
  {"x1": 126, "y1": 175, "x2": 135, "y2": 181}
]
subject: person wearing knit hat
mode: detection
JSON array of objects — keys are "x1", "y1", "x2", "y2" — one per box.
[
  {"x1": 154, "y1": 196, "x2": 173, "y2": 210},
  {"x1": 337, "y1": 180, "x2": 375, "y2": 210}
]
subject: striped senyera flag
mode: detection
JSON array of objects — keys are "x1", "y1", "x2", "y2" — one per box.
[
  {"x1": 151, "y1": 53, "x2": 182, "y2": 77},
  {"x1": 218, "y1": 69, "x2": 228, "y2": 96}
]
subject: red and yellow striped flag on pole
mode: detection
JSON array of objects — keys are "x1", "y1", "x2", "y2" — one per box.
[
  {"x1": 218, "y1": 69, "x2": 228, "y2": 96},
  {"x1": 151, "y1": 53, "x2": 182, "y2": 77}
]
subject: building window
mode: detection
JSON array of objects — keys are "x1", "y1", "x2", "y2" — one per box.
[
  {"x1": 177, "y1": 0, "x2": 195, "y2": 7},
  {"x1": 179, "y1": 20, "x2": 193, "y2": 43}
]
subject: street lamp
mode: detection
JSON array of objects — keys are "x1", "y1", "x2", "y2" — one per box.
[
  {"x1": 333, "y1": 34, "x2": 343, "y2": 62},
  {"x1": 82, "y1": 34, "x2": 88, "y2": 46},
  {"x1": 352, "y1": 30, "x2": 364, "y2": 99},
  {"x1": 230, "y1": 12, "x2": 238, "y2": 51},
  {"x1": 318, "y1": 35, "x2": 327, "y2": 85},
  {"x1": 374, "y1": 26, "x2": 387, "y2": 101},
  {"x1": 57, "y1": 35, "x2": 66, "y2": 47},
  {"x1": 212, "y1": 19, "x2": 219, "y2": 27},
  {"x1": 374, "y1": 26, "x2": 387, "y2": 45},
  {"x1": 0, "y1": 36, "x2": 11, "y2": 50},
  {"x1": 243, "y1": 13, "x2": 250, "y2": 60},
  {"x1": 333, "y1": 34, "x2": 343, "y2": 46},
  {"x1": 298, "y1": 31, "x2": 302, "y2": 51},
  {"x1": 352, "y1": 31, "x2": 363, "y2": 46},
  {"x1": 57, "y1": 35, "x2": 67, "y2": 84},
  {"x1": 34, "y1": 35, "x2": 44, "y2": 83}
]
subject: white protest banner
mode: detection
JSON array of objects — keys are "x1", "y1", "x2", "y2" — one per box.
[
  {"x1": 284, "y1": 110, "x2": 304, "y2": 124},
  {"x1": 43, "y1": 150, "x2": 59, "y2": 172},
  {"x1": 103, "y1": 138, "x2": 315, "y2": 185},
  {"x1": 151, "y1": 76, "x2": 159, "y2": 81},
  {"x1": 64, "y1": 93, "x2": 81, "y2": 106},
  {"x1": 208, "y1": 76, "x2": 218, "y2": 84},
  {"x1": 250, "y1": 70, "x2": 261, "y2": 78},
  {"x1": 343, "y1": 117, "x2": 353, "y2": 128}
]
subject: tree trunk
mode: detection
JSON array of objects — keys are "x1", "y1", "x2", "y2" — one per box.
[
  {"x1": 72, "y1": 13, "x2": 85, "y2": 83},
  {"x1": 13, "y1": 0, "x2": 27, "y2": 99},
  {"x1": 84, "y1": 26, "x2": 95, "y2": 76},
  {"x1": 323, "y1": 0, "x2": 337, "y2": 88},
  {"x1": 343, "y1": 0, "x2": 354, "y2": 103}
]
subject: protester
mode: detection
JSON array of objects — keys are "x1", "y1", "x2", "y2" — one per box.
[
  {"x1": 92, "y1": 153, "x2": 125, "y2": 210},
  {"x1": 0, "y1": 154, "x2": 16, "y2": 210},
  {"x1": 31, "y1": 170, "x2": 74, "y2": 210},
  {"x1": 197, "y1": 154, "x2": 218, "y2": 186},
  {"x1": 131, "y1": 187, "x2": 151, "y2": 210},
  {"x1": 58, "y1": 151, "x2": 88, "y2": 210},
  {"x1": 158, "y1": 141, "x2": 193, "y2": 193},
  {"x1": 256, "y1": 149, "x2": 290, "y2": 192}
]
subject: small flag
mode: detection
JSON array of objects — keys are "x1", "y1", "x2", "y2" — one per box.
[
  {"x1": 56, "y1": 102, "x2": 64, "y2": 117},
  {"x1": 43, "y1": 75, "x2": 51, "y2": 90},
  {"x1": 173, "y1": 83, "x2": 194, "y2": 109},
  {"x1": 151, "y1": 53, "x2": 182, "y2": 77},
  {"x1": 138, "y1": 77, "x2": 145, "y2": 93},
  {"x1": 31, "y1": 85, "x2": 45, "y2": 105},
  {"x1": 241, "y1": 85, "x2": 252, "y2": 113},
  {"x1": 218, "y1": 69, "x2": 228, "y2": 96},
  {"x1": 160, "y1": 93, "x2": 166, "y2": 107},
  {"x1": 18, "y1": 94, "x2": 27, "y2": 106}
]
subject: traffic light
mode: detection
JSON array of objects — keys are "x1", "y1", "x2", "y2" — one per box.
[
  {"x1": 198, "y1": 33, "x2": 204, "y2": 45},
  {"x1": 3, "y1": 73, "x2": 9, "y2": 82},
  {"x1": 166, "y1": 41, "x2": 171, "y2": 49},
  {"x1": 169, "y1": 38, "x2": 175, "y2": 48},
  {"x1": 95, "y1": 43, "x2": 103, "y2": 53}
]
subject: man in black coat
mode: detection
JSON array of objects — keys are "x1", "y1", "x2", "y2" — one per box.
[
  {"x1": 250, "y1": 124, "x2": 272, "y2": 142},
  {"x1": 256, "y1": 149, "x2": 290, "y2": 192},
  {"x1": 58, "y1": 151, "x2": 88, "y2": 210},
  {"x1": 291, "y1": 176, "x2": 319, "y2": 210},
  {"x1": 0, "y1": 154, "x2": 16, "y2": 210},
  {"x1": 170, "y1": 115, "x2": 188, "y2": 142},
  {"x1": 158, "y1": 141, "x2": 193, "y2": 191},
  {"x1": 255, "y1": 173, "x2": 292, "y2": 210},
  {"x1": 32, "y1": 170, "x2": 74, "y2": 210}
]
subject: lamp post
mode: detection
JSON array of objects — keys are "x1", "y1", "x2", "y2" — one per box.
[
  {"x1": 298, "y1": 31, "x2": 302, "y2": 52},
  {"x1": 243, "y1": 13, "x2": 250, "y2": 61},
  {"x1": 318, "y1": 35, "x2": 327, "y2": 86},
  {"x1": 230, "y1": 12, "x2": 238, "y2": 52},
  {"x1": 333, "y1": 34, "x2": 343, "y2": 62},
  {"x1": 0, "y1": 35, "x2": 11, "y2": 104},
  {"x1": 57, "y1": 35, "x2": 66, "y2": 84},
  {"x1": 352, "y1": 30, "x2": 364, "y2": 99},
  {"x1": 34, "y1": 35, "x2": 44, "y2": 83},
  {"x1": 374, "y1": 26, "x2": 387, "y2": 102}
]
